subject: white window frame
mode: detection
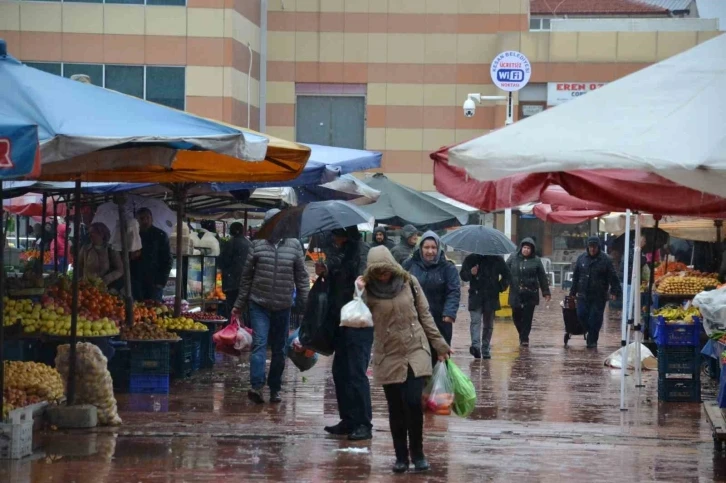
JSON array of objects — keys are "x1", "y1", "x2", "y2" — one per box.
[{"x1": 529, "y1": 17, "x2": 552, "y2": 31}]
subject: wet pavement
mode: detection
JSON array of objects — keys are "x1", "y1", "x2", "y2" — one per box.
[{"x1": 3, "y1": 288, "x2": 725, "y2": 482}]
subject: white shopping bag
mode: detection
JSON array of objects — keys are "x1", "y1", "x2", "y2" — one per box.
[{"x1": 340, "y1": 286, "x2": 373, "y2": 328}]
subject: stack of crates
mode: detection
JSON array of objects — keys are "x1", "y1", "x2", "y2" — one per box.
[
  {"x1": 1, "y1": 405, "x2": 35, "y2": 459},
  {"x1": 108, "y1": 348, "x2": 131, "y2": 392},
  {"x1": 655, "y1": 315, "x2": 702, "y2": 403},
  {"x1": 495, "y1": 289, "x2": 512, "y2": 319},
  {"x1": 2, "y1": 339, "x2": 39, "y2": 362},
  {"x1": 128, "y1": 342, "x2": 171, "y2": 394},
  {"x1": 171, "y1": 337, "x2": 195, "y2": 379}
]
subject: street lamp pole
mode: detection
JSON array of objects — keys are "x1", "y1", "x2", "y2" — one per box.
[{"x1": 465, "y1": 93, "x2": 515, "y2": 239}]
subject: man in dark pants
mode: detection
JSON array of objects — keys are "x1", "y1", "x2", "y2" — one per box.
[
  {"x1": 130, "y1": 208, "x2": 172, "y2": 302},
  {"x1": 570, "y1": 237, "x2": 621, "y2": 349},
  {"x1": 317, "y1": 226, "x2": 372, "y2": 441},
  {"x1": 218, "y1": 222, "x2": 251, "y2": 317}
]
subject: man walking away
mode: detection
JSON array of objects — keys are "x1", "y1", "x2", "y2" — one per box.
[
  {"x1": 391, "y1": 225, "x2": 419, "y2": 265},
  {"x1": 371, "y1": 226, "x2": 394, "y2": 250},
  {"x1": 460, "y1": 254, "x2": 511, "y2": 359},
  {"x1": 233, "y1": 209, "x2": 310, "y2": 404},
  {"x1": 570, "y1": 237, "x2": 621, "y2": 349}
]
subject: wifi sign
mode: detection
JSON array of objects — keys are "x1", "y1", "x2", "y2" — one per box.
[{"x1": 490, "y1": 51, "x2": 532, "y2": 92}]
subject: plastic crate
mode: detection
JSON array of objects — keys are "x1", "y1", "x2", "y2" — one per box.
[
  {"x1": 657, "y1": 345, "x2": 700, "y2": 376},
  {"x1": 192, "y1": 340, "x2": 202, "y2": 371},
  {"x1": 719, "y1": 367, "x2": 726, "y2": 408},
  {"x1": 108, "y1": 348, "x2": 131, "y2": 392},
  {"x1": 653, "y1": 316, "x2": 701, "y2": 347},
  {"x1": 0, "y1": 421, "x2": 33, "y2": 459},
  {"x1": 129, "y1": 374, "x2": 170, "y2": 394},
  {"x1": 171, "y1": 339, "x2": 193, "y2": 379},
  {"x1": 199, "y1": 331, "x2": 215, "y2": 369},
  {"x1": 129, "y1": 342, "x2": 171, "y2": 375},
  {"x1": 2, "y1": 339, "x2": 38, "y2": 362},
  {"x1": 658, "y1": 376, "x2": 701, "y2": 403}
]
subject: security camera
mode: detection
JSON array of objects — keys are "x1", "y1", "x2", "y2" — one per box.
[{"x1": 463, "y1": 98, "x2": 476, "y2": 118}]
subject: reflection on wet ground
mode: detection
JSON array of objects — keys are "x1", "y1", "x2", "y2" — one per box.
[{"x1": 2, "y1": 288, "x2": 724, "y2": 482}]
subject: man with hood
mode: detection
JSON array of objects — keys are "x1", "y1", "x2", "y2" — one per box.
[
  {"x1": 507, "y1": 238, "x2": 551, "y2": 347},
  {"x1": 570, "y1": 237, "x2": 621, "y2": 348},
  {"x1": 233, "y1": 208, "x2": 310, "y2": 404},
  {"x1": 403, "y1": 231, "x2": 461, "y2": 367},
  {"x1": 317, "y1": 226, "x2": 373, "y2": 441},
  {"x1": 391, "y1": 225, "x2": 419, "y2": 265},
  {"x1": 371, "y1": 226, "x2": 394, "y2": 250},
  {"x1": 460, "y1": 253, "x2": 511, "y2": 359}
]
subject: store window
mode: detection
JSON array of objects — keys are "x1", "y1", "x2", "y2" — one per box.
[
  {"x1": 146, "y1": 66, "x2": 185, "y2": 111},
  {"x1": 553, "y1": 222, "x2": 591, "y2": 250},
  {"x1": 105, "y1": 65, "x2": 144, "y2": 99},
  {"x1": 529, "y1": 18, "x2": 551, "y2": 31},
  {"x1": 63, "y1": 63, "x2": 103, "y2": 86},
  {"x1": 25, "y1": 62, "x2": 61, "y2": 76}
]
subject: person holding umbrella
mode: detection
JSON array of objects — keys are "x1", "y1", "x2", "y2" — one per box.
[
  {"x1": 318, "y1": 226, "x2": 373, "y2": 441},
  {"x1": 440, "y1": 225, "x2": 517, "y2": 358},
  {"x1": 403, "y1": 231, "x2": 460, "y2": 367},
  {"x1": 460, "y1": 254, "x2": 510, "y2": 359},
  {"x1": 507, "y1": 238, "x2": 551, "y2": 347}
]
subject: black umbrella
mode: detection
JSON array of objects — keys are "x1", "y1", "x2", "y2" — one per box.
[
  {"x1": 255, "y1": 200, "x2": 372, "y2": 240},
  {"x1": 440, "y1": 225, "x2": 517, "y2": 256}
]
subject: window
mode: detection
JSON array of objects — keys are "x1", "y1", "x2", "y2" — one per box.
[
  {"x1": 105, "y1": 65, "x2": 144, "y2": 99},
  {"x1": 25, "y1": 62, "x2": 61, "y2": 76},
  {"x1": 529, "y1": 18, "x2": 551, "y2": 31},
  {"x1": 146, "y1": 66, "x2": 185, "y2": 111},
  {"x1": 20, "y1": 62, "x2": 185, "y2": 110},
  {"x1": 63, "y1": 63, "x2": 103, "y2": 86}
]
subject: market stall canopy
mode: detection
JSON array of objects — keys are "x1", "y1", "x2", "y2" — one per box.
[
  {"x1": 601, "y1": 212, "x2": 723, "y2": 243},
  {"x1": 445, "y1": 35, "x2": 726, "y2": 198},
  {"x1": 431, "y1": 143, "x2": 726, "y2": 217},
  {"x1": 0, "y1": 40, "x2": 310, "y2": 183},
  {"x1": 296, "y1": 174, "x2": 381, "y2": 205},
  {"x1": 3, "y1": 196, "x2": 67, "y2": 217},
  {"x1": 0, "y1": 111, "x2": 40, "y2": 179},
  {"x1": 361, "y1": 173, "x2": 471, "y2": 230},
  {"x1": 533, "y1": 204, "x2": 607, "y2": 224}
]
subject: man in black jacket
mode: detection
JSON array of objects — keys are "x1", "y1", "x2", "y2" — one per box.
[
  {"x1": 460, "y1": 254, "x2": 511, "y2": 359},
  {"x1": 570, "y1": 237, "x2": 621, "y2": 349},
  {"x1": 391, "y1": 225, "x2": 419, "y2": 265},
  {"x1": 317, "y1": 226, "x2": 373, "y2": 441},
  {"x1": 370, "y1": 226, "x2": 394, "y2": 250},
  {"x1": 130, "y1": 208, "x2": 172, "y2": 302},
  {"x1": 218, "y1": 222, "x2": 251, "y2": 316}
]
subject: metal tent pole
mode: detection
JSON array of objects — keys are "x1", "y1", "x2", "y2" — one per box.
[
  {"x1": 0, "y1": 181, "x2": 5, "y2": 418},
  {"x1": 633, "y1": 214, "x2": 643, "y2": 388},
  {"x1": 67, "y1": 180, "x2": 82, "y2": 405},
  {"x1": 620, "y1": 210, "x2": 632, "y2": 411}
]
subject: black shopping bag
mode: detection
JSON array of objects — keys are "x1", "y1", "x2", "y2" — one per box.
[{"x1": 299, "y1": 277, "x2": 335, "y2": 356}]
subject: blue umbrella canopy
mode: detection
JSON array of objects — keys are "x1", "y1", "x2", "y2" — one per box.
[
  {"x1": 0, "y1": 39, "x2": 310, "y2": 183},
  {"x1": 0, "y1": 111, "x2": 40, "y2": 179}
]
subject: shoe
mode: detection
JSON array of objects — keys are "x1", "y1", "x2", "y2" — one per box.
[
  {"x1": 270, "y1": 391, "x2": 282, "y2": 403},
  {"x1": 412, "y1": 457, "x2": 430, "y2": 472},
  {"x1": 392, "y1": 460, "x2": 409, "y2": 474},
  {"x1": 247, "y1": 389, "x2": 264, "y2": 405},
  {"x1": 469, "y1": 346, "x2": 482, "y2": 359},
  {"x1": 348, "y1": 426, "x2": 373, "y2": 441},
  {"x1": 324, "y1": 422, "x2": 350, "y2": 436},
  {"x1": 587, "y1": 344, "x2": 597, "y2": 349},
  {"x1": 520, "y1": 341, "x2": 530, "y2": 347},
  {"x1": 482, "y1": 351, "x2": 492, "y2": 360}
]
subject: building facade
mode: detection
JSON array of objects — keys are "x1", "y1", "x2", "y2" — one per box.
[{"x1": 0, "y1": 0, "x2": 722, "y2": 192}]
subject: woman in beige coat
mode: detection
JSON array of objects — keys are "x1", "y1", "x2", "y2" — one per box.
[
  {"x1": 357, "y1": 246, "x2": 451, "y2": 474},
  {"x1": 77, "y1": 223, "x2": 123, "y2": 289}
]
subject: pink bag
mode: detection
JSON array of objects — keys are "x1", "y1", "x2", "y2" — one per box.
[{"x1": 213, "y1": 317, "x2": 240, "y2": 347}]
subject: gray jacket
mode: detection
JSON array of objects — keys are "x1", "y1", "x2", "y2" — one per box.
[{"x1": 234, "y1": 238, "x2": 310, "y2": 312}]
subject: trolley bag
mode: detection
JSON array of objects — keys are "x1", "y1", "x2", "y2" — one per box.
[{"x1": 562, "y1": 295, "x2": 586, "y2": 345}]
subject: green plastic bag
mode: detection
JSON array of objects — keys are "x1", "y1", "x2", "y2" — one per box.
[{"x1": 446, "y1": 360, "x2": 476, "y2": 418}]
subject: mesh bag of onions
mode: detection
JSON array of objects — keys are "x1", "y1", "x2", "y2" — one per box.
[{"x1": 55, "y1": 343, "x2": 122, "y2": 426}]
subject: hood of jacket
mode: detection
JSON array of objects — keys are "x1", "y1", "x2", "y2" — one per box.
[
  {"x1": 518, "y1": 237, "x2": 536, "y2": 258},
  {"x1": 364, "y1": 246, "x2": 410, "y2": 283},
  {"x1": 372, "y1": 226, "x2": 389, "y2": 245},
  {"x1": 413, "y1": 230, "x2": 445, "y2": 267},
  {"x1": 401, "y1": 225, "x2": 418, "y2": 246}
]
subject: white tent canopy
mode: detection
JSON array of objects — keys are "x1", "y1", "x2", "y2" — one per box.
[
  {"x1": 600, "y1": 212, "x2": 722, "y2": 243},
  {"x1": 448, "y1": 34, "x2": 726, "y2": 197}
]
